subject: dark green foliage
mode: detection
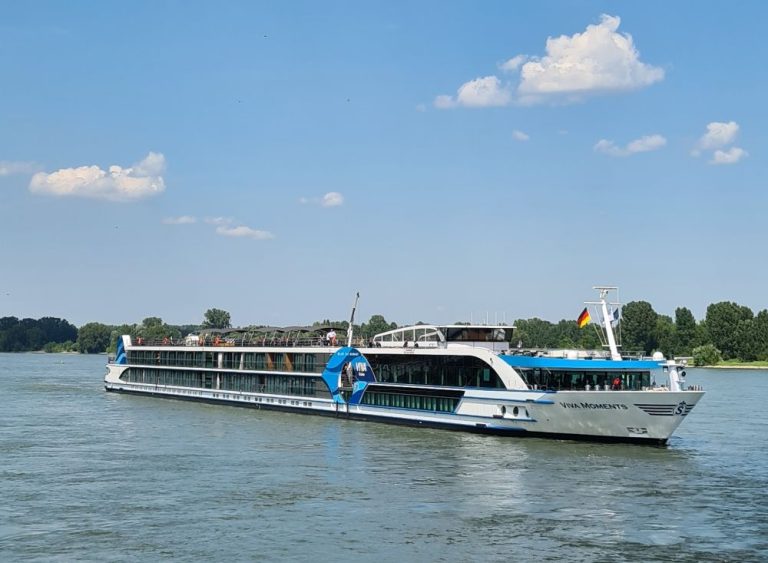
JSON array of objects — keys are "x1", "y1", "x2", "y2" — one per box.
[
  {"x1": 136, "y1": 317, "x2": 181, "y2": 342},
  {"x1": 359, "y1": 315, "x2": 397, "y2": 339},
  {"x1": 2, "y1": 300, "x2": 768, "y2": 362},
  {"x1": 77, "y1": 322, "x2": 112, "y2": 354},
  {"x1": 202, "y1": 308, "x2": 231, "y2": 329},
  {"x1": 675, "y1": 307, "x2": 698, "y2": 356},
  {"x1": 655, "y1": 315, "x2": 676, "y2": 358},
  {"x1": 621, "y1": 301, "x2": 659, "y2": 355},
  {"x1": 754, "y1": 310, "x2": 768, "y2": 361},
  {"x1": 705, "y1": 302, "x2": 754, "y2": 360},
  {"x1": 692, "y1": 343, "x2": 722, "y2": 366},
  {"x1": 513, "y1": 317, "x2": 603, "y2": 350},
  {"x1": 0, "y1": 316, "x2": 77, "y2": 352}
]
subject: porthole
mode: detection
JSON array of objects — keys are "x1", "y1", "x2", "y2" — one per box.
[{"x1": 513, "y1": 406, "x2": 519, "y2": 417}]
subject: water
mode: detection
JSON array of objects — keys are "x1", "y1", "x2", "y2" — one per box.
[{"x1": 1, "y1": 354, "x2": 767, "y2": 562}]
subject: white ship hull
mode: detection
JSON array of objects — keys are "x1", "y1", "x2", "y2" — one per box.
[{"x1": 105, "y1": 362, "x2": 702, "y2": 444}]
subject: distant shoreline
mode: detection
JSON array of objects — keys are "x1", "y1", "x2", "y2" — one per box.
[{"x1": 696, "y1": 365, "x2": 768, "y2": 370}]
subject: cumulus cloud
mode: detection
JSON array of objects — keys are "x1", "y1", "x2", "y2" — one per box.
[
  {"x1": 512, "y1": 130, "x2": 530, "y2": 141},
  {"x1": 203, "y1": 216, "x2": 274, "y2": 239},
  {"x1": 692, "y1": 121, "x2": 739, "y2": 156},
  {"x1": 163, "y1": 215, "x2": 197, "y2": 225},
  {"x1": 517, "y1": 15, "x2": 663, "y2": 102},
  {"x1": 435, "y1": 14, "x2": 662, "y2": 108},
  {"x1": 0, "y1": 161, "x2": 38, "y2": 176},
  {"x1": 300, "y1": 192, "x2": 344, "y2": 207},
  {"x1": 690, "y1": 121, "x2": 747, "y2": 164},
  {"x1": 215, "y1": 225, "x2": 275, "y2": 239},
  {"x1": 594, "y1": 134, "x2": 667, "y2": 157},
  {"x1": 434, "y1": 76, "x2": 513, "y2": 109},
  {"x1": 710, "y1": 147, "x2": 748, "y2": 165},
  {"x1": 499, "y1": 55, "x2": 528, "y2": 72},
  {"x1": 28, "y1": 152, "x2": 166, "y2": 201}
]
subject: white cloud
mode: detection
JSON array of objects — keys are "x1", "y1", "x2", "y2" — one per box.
[
  {"x1": 710, "y1": 147, "x2": 748, "y2": 165},
  {"x1": 517, "y1": 15, "x2": 664, "y2": 103},
  {"x1": 434, "y1": 76, "x2": 512, "y2": 109},
  {"x1": 435, "y1": 14, "x2": 662, "y2": 109},
  {"x1": 434, "y1": 95, "x2": 456, "y2": 109},
  {"x1": 415, "y1": 103, "x2": 427, "y2": 112},
  {"x1": 28, "y1": 152, "x2": 166, "y2": 201},
  {"x1": 163, "y1": 215, "x2": 197, "y2": 225},
  {"x1": 499, "y1": 55, "x2": 527, "y2": 72},
  {"x1": 203, "y1": 216, "x2": 274, "y2": 239},
  {"x1": 512, "y1": 130, "x2": 530, "y2": 141},
  {"x1": 300, "y1": 192, "x2": 344, "y2": 207},
  {"x1": 322, "y1": 192, "x2": 344, "y2": 207},
  {"x1": 692, "y1": 121, "x2": 739, "y2": 156},
  {"x1": 0, "y1": 161, "x2": 38, "y2": 176},
  {"x1": 594, "y1": 134, "x2": 667, "y2": 157},
  {"x1": 215, "y1": 225, "x2": 275, "y2": 239}
]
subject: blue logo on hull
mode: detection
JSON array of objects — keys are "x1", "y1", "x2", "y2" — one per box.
[{"x1": 320, "y1": 347, "x2": 375, "y2": 404}]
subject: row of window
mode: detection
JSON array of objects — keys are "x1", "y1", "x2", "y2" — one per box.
[
  {"x1": 120, "y1": 368, "x2": 331, "y2": 398},
  {"x1": 127, "y1": 351, "x2": 328, "y2": 373},
  {"x1": 516, "y1": 369, "x2": 652, "y2": 391},
  {"x1": 360, "y1": 391, "x2": 460, "y2": 412},
  {"x1": 125, "y1": 350, "x2": 506, "y2": 389},
  {"x1": 364, "y1": 354, "x2": 503, "y2": 388}
]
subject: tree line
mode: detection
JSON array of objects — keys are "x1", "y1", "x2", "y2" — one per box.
[{"x1": 2, "y1": 301, "x2": 766, "y2": 365}]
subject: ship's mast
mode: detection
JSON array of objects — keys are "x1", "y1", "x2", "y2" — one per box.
[
  {"x1": 590, "y1": 286, "x2": 622, "y2": 361},
  {"x1": 347, "y1": 292, "x2": 360, "y2": 347}
]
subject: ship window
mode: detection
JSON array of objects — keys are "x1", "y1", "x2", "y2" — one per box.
[
  {"x1": 364, "y1": 354, "x2": 504, "y2": 388},
  {"x1": 516, "y1": 369, "x2": 652, "y2": 391}
]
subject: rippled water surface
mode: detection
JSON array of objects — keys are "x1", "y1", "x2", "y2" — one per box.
[{"x1": 1, "y1": 353, "x2": 767, "y2": 561}]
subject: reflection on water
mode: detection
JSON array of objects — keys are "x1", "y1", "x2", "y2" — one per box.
[{"x1": 1, "y1": 356, "x2": 767, "y2": 562}]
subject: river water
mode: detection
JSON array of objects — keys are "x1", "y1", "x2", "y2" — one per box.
[{"x1": 1, "y1": 353, "x2": 767, "y2": 562}]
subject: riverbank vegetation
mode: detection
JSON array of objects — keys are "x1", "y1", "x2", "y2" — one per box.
[{"x1": 1, "y1": 301, "x2": 766, "y2": 367}]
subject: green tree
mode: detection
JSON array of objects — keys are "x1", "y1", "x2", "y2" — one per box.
[
  {"x1": 202, "y1": 308, "x2": 231, "y2": 329},
  {"x1": 674, "y1": 307, "x2": 698, "y2": 356},
  {"x1": 514, "y1": 318, "x2": 557, "y2": 348},
  {"x1": 705, "y1": 301, "x2": 753, "y2": 360},
  {"x1": 621, "y1": 301, "x2": 659, "y2": 355},
  {"x1": 753, "y1": 310, "x2": 768, "y2": 361},
  {"x1": 692, "y1": 343, "x2": 722, "y2": 366},
  {"x1": 136, "y1": 317, "x2": 181, "y2": 342},
  {"x1": 360, "y1": 315, "x2": 397, "y2": 339},
  {"x1": 735, "y1": 318, "x2": 759, "y2": 361},
  {"x1": 37, "y1": 317, "x2": 78, "y2": 343},
  {"x1": 655, "y1": 315, "x2": 676, "y2": 358},
  {"x1": 77, "y1": 322, "x2": 112, "y2": 354}
]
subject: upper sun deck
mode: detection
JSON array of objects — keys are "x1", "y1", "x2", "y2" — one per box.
[{"x1": 371, "y1": 324, "x2": 513, "y2": 353}]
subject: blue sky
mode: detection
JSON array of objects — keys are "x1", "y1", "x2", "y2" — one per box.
[{"x1": 1, "y1": 1, "x2": 766, "y2": 328}]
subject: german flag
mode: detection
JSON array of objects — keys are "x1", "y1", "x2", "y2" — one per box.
[{"x1": 577, "y1": 307, "x2": 591, "y2": 328}]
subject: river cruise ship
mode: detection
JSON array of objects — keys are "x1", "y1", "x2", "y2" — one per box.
[{"x1": 104, "y1": 289, "x2": 704, "y2": 444}]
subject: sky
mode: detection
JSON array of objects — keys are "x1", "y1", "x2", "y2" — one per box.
[{"x1": 1, "y1": 1, "x2": 766, "y2": 328}]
